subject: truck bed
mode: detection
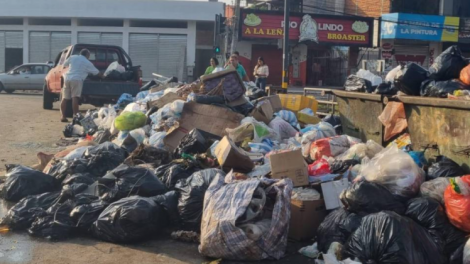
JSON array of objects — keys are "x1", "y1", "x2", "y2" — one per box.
[{"x1": 82, "y1": 80, "x2": 140, "y2": 97}]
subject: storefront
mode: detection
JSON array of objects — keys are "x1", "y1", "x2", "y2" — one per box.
[
  {"x1": 380, "y1": 13, "x2": 460, "y2": 70},
  {"x1": 237, "y1": 9, "x2": 374, "y2": 87}
]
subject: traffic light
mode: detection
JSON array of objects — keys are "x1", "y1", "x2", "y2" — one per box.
[
  {"x1": 215, "y1": 14, "x2": 227, "y2": 36},
  {"x1": 214, "y1": 46, "x2": 221, "y2": 54}
]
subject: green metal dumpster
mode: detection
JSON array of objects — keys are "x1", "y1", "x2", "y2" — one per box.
[
  {"x1": 333, "y1": 90, "x2": 386, "y2": 145},
  {"x1": 398, "y1": 95, "x2": 470, "y2": 172}
]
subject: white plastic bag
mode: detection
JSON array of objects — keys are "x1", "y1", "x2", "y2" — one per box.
[
  {"x1": 385, "y1": 65, "x2": 401, "y2": 83},
  {"x1": 420, "y1": 177, "x2": 451, "y2": 204},
  {"x1": 148, "y1": 131, "x2": 167, "y2": 149},
  {"x1": 269, "y1": 117, "x2": 297, "y2": 140},
  {"x1": 104, "y1": 61, "x2": 125, "y2": 76},
  {"x1": 356, "y1": 69, "x2": 383, "y2": 86},
  {"x1": 123, "y1": 102, "x2": 146, "y2": 113},
  {"x1": 170, "y1": 100, "x2": 185, "y2": 117},
  {"x1": 241, "y1": 116, "x2": 280, "y2": 143},
  {"x1": 336, "y1": 140, "x2": 383, "y2": 161},
  {"x1": 359, "y1": 144, "x2": 425, "y2": 199},
  {"x1": 96, "y1": 105, "x2": 117, "y2": 130}
]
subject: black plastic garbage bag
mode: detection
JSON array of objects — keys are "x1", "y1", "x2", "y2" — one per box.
[
  {"x1": 98, "y1": 164, "x2": 167, "y2": 202},
  {"x1": 394, "y1": 63, "x2": 429, "y2": 95},
  {"x1": 322, "y1": 114, "x2": 342, "y2": 134},
  {"x1": 420, "y1": 79, "x2": 469, "y2": 98},
  {"x1": 316, "y1": 208, "x2": 351, "y2": 253},
  {"x1": 0, "y1": 192, "x2": 60, "y2": 229},
  {"x1": 28, "y1": 200, "x2": 75, "y2": 240},
  {"x1": 48, "y1": 158, "x2": 91, "y2": 182},
  {"x1": 174, "y1": 129, "x2": 221, "y2": 158},
  {"x1": 62, "y1": 173, "x2": 96, "y2": 186},
  {"x1": 70, "y1": 200, "x2": 109, "y2": 230},
  {"x1": 124, "y1": 144, "x2": 171, "y2": 167},
  {"x1": 375, "y1": 81, "x2": 398, "y2": 95},
  {"x1": 449, "y1": 242, "x2": 466, "y2": 264},
  {"x1": 330, "y1": 160, "x2": 360, "y2": 174},
  {"x1": 83, "y1": 142, "x2": 128, "y2": 177},
  {"x1": 2, "y1": 165, "x2": 60, "y2": 202},
  {"x1": 344, "y1": 211, "x2": 447, "y2": 264},
  {"x1": 340, "y1": 181, "x2": 405, "y2": 215},
  {"x1": 442, "y1": 224, "x2": 468, "y2": 259},
  {"x1": 91, "y1": 196, "x2": 167, "y2": 243},
  {"x1": 344, "y1": 75, "x2": 372, "y2": 92},
  {"x1": 429, "y1": 45, "x2": 468, "y2": 81},
  {"x1": 152, "y1": 191, "x2": 180, "y2": 223},
  {"x1": 174, "y1": 169, "x2": 222, "y2": 228},
  {"x1": 428, "y1": 155, "x2": 465, "y2": 180},
  {"x1": 154, "y1": 161, "x2": 200, "y2": 189},
  {"x1": 139, "y1": 79, "x2": 157, "y2": 91},
  {"x1": 338, "y1": 212, "x2": 363, "y2": 238}
]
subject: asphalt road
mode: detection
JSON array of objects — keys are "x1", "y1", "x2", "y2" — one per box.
[{"x1": 0, "y1": 92, "x2": 315, "y2": 264}]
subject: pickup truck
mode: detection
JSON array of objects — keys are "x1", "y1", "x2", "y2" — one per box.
[{"x1": 43, "y1": 44, "x2": 142, "y2": 117}]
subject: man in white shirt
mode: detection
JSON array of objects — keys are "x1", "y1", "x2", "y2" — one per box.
[{"x1": 60, "y1": 49, "x2": 101, "y2": 122}]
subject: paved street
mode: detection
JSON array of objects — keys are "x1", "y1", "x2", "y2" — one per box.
[{"x1": 0, "y1": 92, "x2": 313, "y2": 264}]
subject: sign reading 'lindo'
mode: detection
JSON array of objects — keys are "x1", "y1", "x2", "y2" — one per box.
[{"x1": 240, "y1": 11, "x2": 372, "y2": 46}]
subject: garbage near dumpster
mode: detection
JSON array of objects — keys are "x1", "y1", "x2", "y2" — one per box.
[
  {"x1": 289, "y1": 188, "x2": 327, "y2": 241},
  {"x1": 420, "y1": 79, "x2": 469, "y2": 98},
  {"x1": 461, "y1": 64, "x2": 470, "y2": 85},
  {"x1": 394, "y1": 63, "x2": 429, "y2": 96},
  {"x1": 344, "y1": 211, "x2": 447, "y2": 264},
  {"x1": 427, "y1": 155, "x2": 465, "y2": 180},
  {"x1": 429, "y1": 45, "x2": 468, "y2": 81},
  {"x1": 250, "y1": 95, "x2": 282, "y2": 125},
  {"x1": 344, "y1": 75, "x2": 373, "y2": 92},
  {"x1": 269, "y1": 149, "x2": 308, "y2": 187},
  {"x1": 278, "y1": 94, "x2": 318, "y2": 114},
  {"x1": 199, "y1": 173, "x2": 292, "y2": 260},
  {"x1": 309, "y1": 135, "x2": 361, "y2": 161},
  {"x1": 2, "y1": 165, "x2": 60, "y2": 202},
  {"x1": 444, "y1": 176, "x2": 470, "y2": 232},
  {"x1": 420, "y1": 177, "x2": 451, "y2": 204},
  {"x1": 378, "y1": 101, "x2": 408, "y2": 141}
]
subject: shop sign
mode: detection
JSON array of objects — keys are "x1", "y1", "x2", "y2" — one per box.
[
  {"x1": 240, "y1": 10, "x2": 373, "y2": 46},
  {"x1": 459, "y1": 18, "x2": 470, "y2": 43},
  {"x1": 381, "y1": 13, "x2": 460, "y2": 42}
]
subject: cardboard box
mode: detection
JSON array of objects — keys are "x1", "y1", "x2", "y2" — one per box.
[
  {"x1": 297, "y1": 112, "x2": 321, "y2": 125},
  {"x1": 269, "y1": 149, "x2": 309, "y2": 187},
  {"x1": 147, "y1": 92, "x2": 183, "y2": 109},
  {"x1": 250, "y1": 95, "x2": 282, "y2": 125},
  {"x1": 321, "y1": 178, "x2": 349, "y2": 210},
  {"x1": 215, "y1": 136, "x2": 254, "y2": 173},
  {"x1": 278, "y1": 94, "x2": 319, "y2": 113},
  {"x1": 200, "y1": 69, "x2": 245, "y2": 102},
  {"x1": 164, "y1": 102, "x2": 244, "y2": 151},
  {"x1": 289, "y1": 198, "x2": 327, "y2": 241}
]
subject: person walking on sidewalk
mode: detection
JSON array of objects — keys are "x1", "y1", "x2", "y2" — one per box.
[
  {"x1": 60, "y1": 49, "x2": 101, "y2": 122},
  {"x1": 254, "y1": 57, "x2": 269, "y2": 91}
]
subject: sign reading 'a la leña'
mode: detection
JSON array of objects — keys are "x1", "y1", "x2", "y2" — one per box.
[{"x1": 241, "y1": 11, "x2": 372, "y2": 46}]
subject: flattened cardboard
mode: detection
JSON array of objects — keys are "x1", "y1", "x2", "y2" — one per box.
[
  {"x1": 269, "y1": 149, "x2": 309, "y2": 187},
  {"x1": 147, "y1": 92, "x2": 183, "y2": 109},
  {"x1": 289, "y1": 198, "x2": 327, "y2": 241},
  {"x1": 164, "y1": 102, "x2": 244, "y2": 151},
  {"x1": 215, "y1": 136, "x2": 254, "y2": 173},
  {"x1": 321, "y1": 178, "x2": 349, "y2": 210},
  {"x1": 250, "y1": 95, "x2": 282, "y2": 125}
]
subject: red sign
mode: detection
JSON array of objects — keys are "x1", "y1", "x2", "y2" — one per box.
[
  {"x1": 395, "y1": 54, "x2": 427, "y2": 66},
  {"x1": 240, "y1": 11, "x2": 373, "y2": 46}
]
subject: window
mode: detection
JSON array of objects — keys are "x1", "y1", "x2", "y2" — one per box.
[
  {"x1": 107, "y1": 50, "x2": 119, "y2": 63},
  {"x1": 14, "y1": 66, "x2": 32, "y2": 74},
  {"x1": 30, "y1": 65, "x2": 49, "y2": 74},
  {"x1": 58, "y1": 49, "x2": 69, "y2": 65},
  {"x1": 54, "y1": 51, "x2": 63, "y2": 66}
]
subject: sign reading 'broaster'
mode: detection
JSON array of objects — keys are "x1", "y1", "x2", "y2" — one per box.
[{"x1": 240, "y1": 10, "x2": 373, "y2": 46}]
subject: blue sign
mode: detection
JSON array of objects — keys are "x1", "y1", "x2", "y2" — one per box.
[{"x1": 381, "y1": 13, "x2": 459, "y2": 42}]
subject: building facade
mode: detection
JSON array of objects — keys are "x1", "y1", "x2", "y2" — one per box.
[{"x1": 0, "y1": 0, "x2": 224, "y2": 81}]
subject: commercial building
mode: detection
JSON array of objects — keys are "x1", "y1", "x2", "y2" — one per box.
[
  {"x1": 235, "y1": 9, "x2": 374, "y2": 87},
  {"x1": 0, "y1": 0, "x2": 224, "y2": 81}
]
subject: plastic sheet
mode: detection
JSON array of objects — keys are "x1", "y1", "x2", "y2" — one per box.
[
  {"x1": 3, "y1": 165, "x2": 60, "y2": 202},
  {"x1": 359, "y1": 144, "x2": 425, "y2": 200}
]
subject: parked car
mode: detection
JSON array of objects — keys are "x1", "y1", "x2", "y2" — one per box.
[
  {"x1": 43, "y1": 44, "x2": 142, "y2": 117},
  {"x1": 0, "y1": 63, "x2": 52, "y2": 93}
]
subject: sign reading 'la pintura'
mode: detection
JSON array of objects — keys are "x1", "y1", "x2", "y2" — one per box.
[{"x1": 240, "y1": 10, "x2": 373, "y2": 47}]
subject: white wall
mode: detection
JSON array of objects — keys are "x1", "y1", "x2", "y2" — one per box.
[{"x1": 0, "y1": 0, "x2": 224, "y2": 22}]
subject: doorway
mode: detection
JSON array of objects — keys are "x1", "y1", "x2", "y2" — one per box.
[
  {"x1": 5, "y1": 48, "x2": 23, "y2": 72},
  {"x1": 195, "y1": 49, "x2": 214, "y2": 78},
  {"x1": 251, "y1": 44, "x2": 283, "y2": 86},
  {"x1": 307, "y1": 49, "x2": 346, "y2": 87}
]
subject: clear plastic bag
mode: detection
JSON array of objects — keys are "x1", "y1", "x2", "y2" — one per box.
[
  {"x1": 385, "y1": 65, "x2": 401, "y2": 83},
  {"x1": 148, "y1": 131, "x2": 167, "y2": 149},
  {"x1": 299, "y1": 122, "x2": 336, "y2": 157},
  {"x1": 420, "y1": 177, "x2": 451, "y2": 204},
  {"x1": 356, "y1": 69, "x2": 383, "y2": 86},
  {"x1": 239, "y1": 117, "x2": 280, "y2": 143},
  {"x1": 104, "y1": 61, "x2": 125, "y2": 76},
  {"x1": 336, "y1": 140, "x2": 383, "y2": 161},
  {"x1": 96, "y1": 105, "x2": 117, "y2": 130},
  {"x1": 169, "y1": 100, "x2": 185, "y2": 117},
  {"x1": 359, "y1": 144, "x2": 425, "y2": 200}
]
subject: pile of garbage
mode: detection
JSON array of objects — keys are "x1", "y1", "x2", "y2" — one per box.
[
  {"x1": 345, "y1": 45, "x2": 470, "y2": 99},
  {"x1": 2, "y1": 67, "x2": 470, "y2": 263}
]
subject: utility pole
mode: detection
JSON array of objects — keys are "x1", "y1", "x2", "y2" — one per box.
[
  {"x1": 282, "y1": 0, "x2": 290, "y2": 90},
  {"x1": 231, "y1": 0, "x2": 241, "y2": 55}
]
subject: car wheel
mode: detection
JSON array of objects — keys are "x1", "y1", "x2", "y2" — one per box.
[
  {"x1": 43, "y1": 83, "x2": 54, "y2": 110},
  {"x1": 4, "y1": 89, "x2": 14, "y2": 94}
]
